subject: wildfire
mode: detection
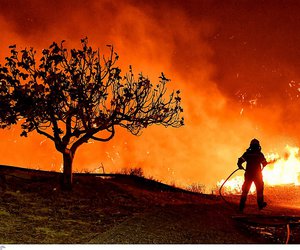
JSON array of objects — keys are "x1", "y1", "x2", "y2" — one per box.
[{"x1": 218, "y1": 145, "x2": 300, "y2": 194}]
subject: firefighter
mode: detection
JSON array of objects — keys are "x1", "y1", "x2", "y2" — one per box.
[{"x1": 238, "y1": 138, "x2": 268, "y2": 212}]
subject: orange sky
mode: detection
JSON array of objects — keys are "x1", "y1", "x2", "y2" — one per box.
[{"x1": 1, "y1": 0, "x2": 300, "y2": 190}]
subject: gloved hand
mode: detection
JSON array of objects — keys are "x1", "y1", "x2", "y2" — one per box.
[{"x1": 238, "y1": 164, "x2": 244, "y2": 170}]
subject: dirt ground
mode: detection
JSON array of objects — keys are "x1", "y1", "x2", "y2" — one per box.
[
  {"x1": 89, "y1": 203, "x2": 258, "y2": 244},
  {"x1": 0, "y1": 167, "x2": 300, "y2": 244}
]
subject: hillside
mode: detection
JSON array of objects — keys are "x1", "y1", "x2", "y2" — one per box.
[{"x1": 0, "y1": 165, "x2": 300, "y2": 244}]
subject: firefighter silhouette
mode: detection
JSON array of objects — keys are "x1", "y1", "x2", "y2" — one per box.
[{"x1": 238, "y1": 139, "x2": 268, "y2": 212}]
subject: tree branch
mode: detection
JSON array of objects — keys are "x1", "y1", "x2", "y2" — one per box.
[
  {"x1": 35, "y1": 126, "x2": 55, "y2": 141},
  {"x1": 91, "y1": 126, "x2": 115, "y2": 142},
  {"x1": 62, "y1": 111, "x2": 73, "y2": 144}
]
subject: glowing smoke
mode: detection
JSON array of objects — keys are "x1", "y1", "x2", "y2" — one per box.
[{"x1": 1, "y1": 1, "x2": 300, "y2": 190}]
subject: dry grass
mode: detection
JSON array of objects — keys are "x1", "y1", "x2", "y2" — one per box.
[
  {"x1": 1, "y1": 166, "x2": 300, "y2": 244},
  {"x1": 0, "y1": 170, "x2": 216, "y2": 244}
]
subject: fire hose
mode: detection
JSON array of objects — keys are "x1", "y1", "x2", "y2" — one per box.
[
  {"x1": 218, "y1": 163, "x2": 271, "y2": 208},
  {"x1": 219, "y1": 167, "x2": 293, "y2": 244},
  {"x1": 218, "y1": 167, "x2": 244, "y2": 209}
]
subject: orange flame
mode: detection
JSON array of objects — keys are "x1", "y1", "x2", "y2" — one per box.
[{"x1": 218, "y1": 145, "x2": 300, "y2": 194}]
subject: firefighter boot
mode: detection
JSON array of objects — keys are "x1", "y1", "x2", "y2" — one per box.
[
  {"x1": 258, "y1": 201, "x2": 267, "y2": 210},
  {"x1": 257, "y1": 195, "x2": 267, "y2": 210},
  {"x1": 239, "y1": 196, "x2": 247, "y2": 212}
]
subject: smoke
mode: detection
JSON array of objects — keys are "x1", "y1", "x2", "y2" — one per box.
[{"x1": 1, "y1": 0, "x2": 300, "y2": 190}]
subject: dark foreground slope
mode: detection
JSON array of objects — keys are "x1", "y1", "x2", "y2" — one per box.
[{"x1": 0, "y1": 165, "x2": 299, "y2": 244}]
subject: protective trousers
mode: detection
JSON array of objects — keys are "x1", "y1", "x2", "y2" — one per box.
[{"x1": 239, "y1": 171, "x2": 264, "y2": 211}]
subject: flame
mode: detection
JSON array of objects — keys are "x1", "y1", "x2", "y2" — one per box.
[
  {"x1": 264, "y1": 146, "x2": 300, "y2": 186},
  {"x1": 218, "y1": 145, "x2": 300, "y2": 194}
]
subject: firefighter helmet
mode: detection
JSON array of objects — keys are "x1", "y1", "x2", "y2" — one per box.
[
  {"x1": 250, "y1": 138, "x2": 261, "y2": 150},
  {"x1": 250, "y1": 138, "x2": 260, "y2": 146}
]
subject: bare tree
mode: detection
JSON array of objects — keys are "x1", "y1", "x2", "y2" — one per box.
[{"x1": 0, "y1": 38, "x2": 184, "y2": 190}]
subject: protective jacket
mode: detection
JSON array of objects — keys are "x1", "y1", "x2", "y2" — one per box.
[{"x1": 238, "y1": 148, "x2": 267, "y2": 176}]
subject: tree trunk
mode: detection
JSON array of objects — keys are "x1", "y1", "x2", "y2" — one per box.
[{"x1": 61, "y1": 151, "x2": 74, "y2": 191}]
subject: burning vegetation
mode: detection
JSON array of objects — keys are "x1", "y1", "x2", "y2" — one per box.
[{"x1": 2, "y1": 1, "x2": 300, "y2": 192}]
